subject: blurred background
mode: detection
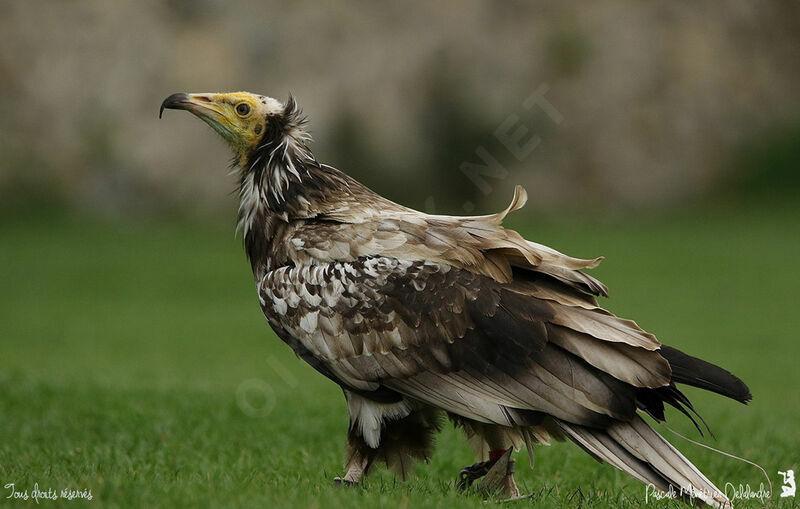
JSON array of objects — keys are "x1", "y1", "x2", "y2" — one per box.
[
  {"x1": 2, "y1": 1, "x2": 799, "y2": 217},
  {"x1": 1, "y1": 2, "x2": 799, "y2": 507}
]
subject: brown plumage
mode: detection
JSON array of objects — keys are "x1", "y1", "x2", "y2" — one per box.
[{"x1": 161, "y1": 92, "x2": 751, "y2": 506}]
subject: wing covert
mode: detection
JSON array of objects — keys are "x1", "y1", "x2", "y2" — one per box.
[{"x1": 259, "y1": 257, "x2": 670, "y2": 427}]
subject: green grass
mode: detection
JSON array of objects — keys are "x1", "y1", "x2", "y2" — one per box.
[{"x1": 1, "y1": 202, "x2": 798, "y2": 508}]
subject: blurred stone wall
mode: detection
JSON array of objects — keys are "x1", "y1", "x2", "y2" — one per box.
[{"x1": 1, "y1": 0, "x2": 798, "y2": 218}]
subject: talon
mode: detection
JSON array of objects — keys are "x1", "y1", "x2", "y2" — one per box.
[
  {"x1": 333, "y1": 476, "x2": 358, "y2": 487},
  {"x1": 457, "y1": 460, "x2": 494, "y2": 491}
]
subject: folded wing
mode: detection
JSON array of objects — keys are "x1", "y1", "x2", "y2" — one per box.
[{"x1": 260, "y1": 257, "x2": 671, "y2": 428}]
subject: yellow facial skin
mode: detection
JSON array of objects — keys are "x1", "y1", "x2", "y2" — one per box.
[{"x1": 160, "y1": 92, "x2": 283, "y2": 163}]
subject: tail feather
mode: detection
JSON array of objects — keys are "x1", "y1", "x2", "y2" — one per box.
[
  {"x1": 660, "y1": 345, "x2": 752, "y2": 404},
  {"x1": 558, "y1": 415, "x2": 731, "y2": 508}
]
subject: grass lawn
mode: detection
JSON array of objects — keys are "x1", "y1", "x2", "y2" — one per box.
[{"x1": 1, "y1": 201, "x2": 798, "y2": 508}]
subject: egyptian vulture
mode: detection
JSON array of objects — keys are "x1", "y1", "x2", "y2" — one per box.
[{"x1": 160, "y1": 92, "x2": 750, "y2": 506}]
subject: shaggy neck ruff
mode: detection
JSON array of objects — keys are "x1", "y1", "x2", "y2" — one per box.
[{"x1": 236, "y1": 97, "x2": 315, "y2": 237}]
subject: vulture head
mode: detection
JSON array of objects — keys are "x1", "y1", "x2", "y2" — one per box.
[{"x1": 160, "y1": 91, "x2": 301, "y2": 167}]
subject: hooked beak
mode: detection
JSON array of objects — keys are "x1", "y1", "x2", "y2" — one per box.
[
  {"x1": 160, "y1": 92, "x2": 239, "y2": 143},
  {"x1": 159, "y1": 92, "x2": 219, "y2": 119}
]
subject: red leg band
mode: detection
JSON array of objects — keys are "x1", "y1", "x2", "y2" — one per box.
[{"x1": 489, "y1": 449, "x2": 507, "y2": 462}]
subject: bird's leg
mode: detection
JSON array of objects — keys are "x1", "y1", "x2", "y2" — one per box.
[
  {"x1": 505, "y1": 465, "x2": 521, "y2": 499},
  {"x1": 479, "y1": 448, "x2": 520, "y2": 499},
  {"x1": 334, "y1": 444, "x2": 370, "y2": 486},
  {"x1": 453, "y1": 421, "x2": 525, "y2": 498},
  {"x1": 477, "y1": 448, "x2": 519, "y2": 498},
  {"x1": 458, "y1": 447, "x2": 519, "y2": 498},
  {"x1": 334, "y1": 456, "x2": 367, "y2": 486},
  {"x1": 457, "y1": 459, "x2": 493, "y2": 491}
]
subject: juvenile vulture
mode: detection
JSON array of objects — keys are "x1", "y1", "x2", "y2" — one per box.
[{"x1": 161, "y1": 92, "x2": 750, "y2": 507}]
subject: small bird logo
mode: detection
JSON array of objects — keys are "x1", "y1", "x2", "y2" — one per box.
[{"x1": 779, "y1": 470, "x2": 796, "y2": 498}]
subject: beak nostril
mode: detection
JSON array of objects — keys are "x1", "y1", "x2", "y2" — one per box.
[{"x1": 196, "y1": 96, "x2": 212, "y2": 103}]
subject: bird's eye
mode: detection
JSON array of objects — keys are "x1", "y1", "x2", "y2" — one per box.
[{"x1": 235, "y1": 103, "x2": 251, "y2": 116}]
